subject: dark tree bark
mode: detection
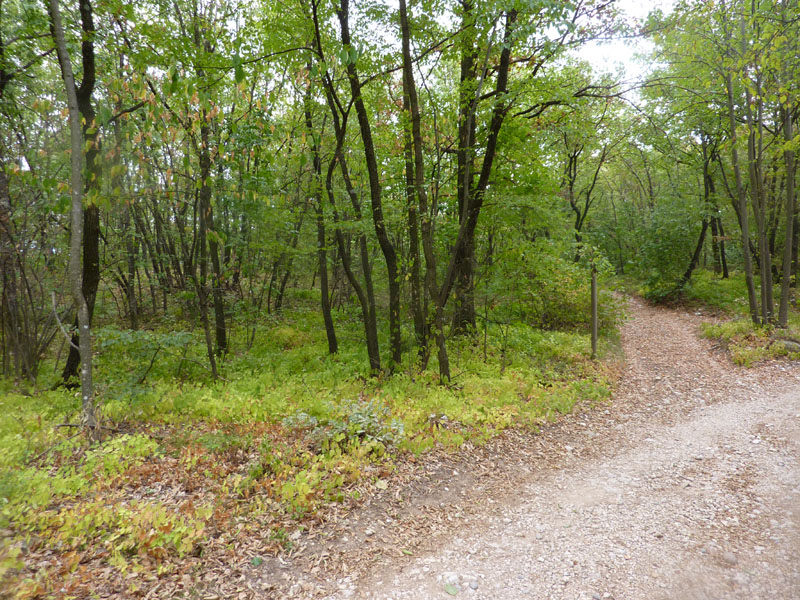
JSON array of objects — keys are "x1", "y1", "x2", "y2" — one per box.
[
  {"x1": 402, "y1": 95, "x2": 425, "y2": 353},
  {"x1": 309, "y1": 0, "x2": 381, "y2": 373},
  {"x1": 61, "y1": 0, "x2": 101, "y2": 384},
  {"x1": 0, "y1": 32, "x2": 23, "y2": 379},
  {"x1": 304, "y1": 82, "x2": 337, "y2": 354},
  {"x1": 399, "y1": 0, "x2": 444, "y2": 368},
  {"x1": 433, "y1": 8, "x2": 517, "y2": 381},
  {"x1": 778, "y1": 91, "x2": 795, "y2": 325},
  {"x1": 723, "y1": 26, "x2": 759, "y2": 324},
  {"x1": 48, "y1": 0, "x2": 97, "y2": 439},
  {"x1": 451, "y1": 0, "x2": 479, "y2": 334},
  {"x1": 336, "y1": 0, "x2": 402, "y2": 370},
  {"x1": 199, "y1": 120, "x2": 227, "y2": 356},
  {"x1": 0, "y1": 147, "x2": 22, "y2": 379},
  {"x1": 400, "y1": 0, "x2": 428, "y2": 363}
]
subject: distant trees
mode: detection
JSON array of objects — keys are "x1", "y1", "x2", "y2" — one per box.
[
  {"x1": 587, "y1": 0, "x2": 798, "y2": 318},
  {"x1": 5, "y1": 0, "x2": 797, "y2": 412}
]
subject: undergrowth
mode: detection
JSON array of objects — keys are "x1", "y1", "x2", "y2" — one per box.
[{"x1": 0, "y1": 292, "x2": 621, "y2": 598}]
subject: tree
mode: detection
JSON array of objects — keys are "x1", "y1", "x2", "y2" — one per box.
[{"x1": 47, "y1": 0, "x2": 97, "y2": 439}]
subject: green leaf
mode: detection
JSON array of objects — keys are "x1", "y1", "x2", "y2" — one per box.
[
  {"x1": 233, "y1": 55, "x2": 245, "y2": 84},
  {"x1": 444, "y1": 584, "x2": 459, "y2": 596}
]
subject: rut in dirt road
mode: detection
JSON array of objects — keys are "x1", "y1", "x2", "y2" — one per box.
[{"x1": 325, "y1": 298, "x2": 800, "y2": 600}]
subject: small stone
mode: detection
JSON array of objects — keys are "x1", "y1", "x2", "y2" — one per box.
[
  {"x1": 722, "y1": 552, "x2": 738, "y2": 566},
  {"x1": 364, "y1": 529, "x2": 375, "y2": 537},
  {"x1": 442, "y1": 572, "x2": 459, "y2": 586},
  {"x1": 593, "y1": 594, "x2": 602, "y2": 600},
  {"x1": 469, "y1": 581, "x2": 479, "y2": 590}
]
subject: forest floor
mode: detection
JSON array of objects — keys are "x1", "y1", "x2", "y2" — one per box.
[{"x1": 254, "y1": 296, "x2": 800, "y2": 599}]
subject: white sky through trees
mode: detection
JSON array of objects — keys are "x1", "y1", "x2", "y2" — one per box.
[{"x1": 575, "y1": 0, "x2": 676, "y2": 81}]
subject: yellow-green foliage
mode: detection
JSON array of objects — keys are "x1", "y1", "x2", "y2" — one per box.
[
  {"x1": 0, "y1": 303, "x2": 618, "y2": 594},
  {"x1": 702, "y1": 319, "x2": 798, "y2": 367}
]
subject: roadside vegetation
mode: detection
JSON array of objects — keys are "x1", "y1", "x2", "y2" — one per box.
[
  {"x1": 2, "y1": 0, "x2": 799, "y2": 598},
  {"x1": 1, "y1": 283, "x2": 621, "y2": 597}
]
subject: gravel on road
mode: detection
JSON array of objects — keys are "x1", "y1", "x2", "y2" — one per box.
[{"x1": 317, "y1": 298, "x2": 800, "y2": 600}]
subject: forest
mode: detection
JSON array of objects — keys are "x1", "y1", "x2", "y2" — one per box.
[{"x1": 1, "y1": 0, "x2": 799, "y2": 597}]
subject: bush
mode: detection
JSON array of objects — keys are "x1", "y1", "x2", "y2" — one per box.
[{"x1": 283, "y1": 397, "x2": 404, "y2": 455}]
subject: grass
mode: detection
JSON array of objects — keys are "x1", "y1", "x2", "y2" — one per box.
[
  {"x1": 672, "y1": 270, "x2": 800, "y2": 366},
  {"x1": 0, "y1": 289, "x2": 621, "y2": 598}
]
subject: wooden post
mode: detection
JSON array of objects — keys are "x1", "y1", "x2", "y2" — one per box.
[{"x1": 591, "y1": 264, "x2": 598, "y2": 360}]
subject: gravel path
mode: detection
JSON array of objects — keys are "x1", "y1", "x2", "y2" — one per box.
[{"x1": 321, "y1": 298, "x2": 800, "y2": 600}]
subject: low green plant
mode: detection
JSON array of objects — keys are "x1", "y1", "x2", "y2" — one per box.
[
  {"x1": 283, "y1": 397, "x2": 404, "y2": 456},
  {"x1": 701, "y1": 319, "x2": 798, "y2": 366}
]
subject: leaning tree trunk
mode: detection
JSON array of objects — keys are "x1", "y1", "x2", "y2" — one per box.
[
  {"x1": 337, "y1": 0, "x2": 402, "y2": 370},
  {"x1": 434, "y1": 8, "x2": 517, "y2": 381},
  {"x1": 48, "y1": 0, "x2": 97, "y2": 440}
]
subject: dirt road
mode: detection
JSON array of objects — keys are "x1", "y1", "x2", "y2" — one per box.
[{"x1": 312, "y1": 299, "x2": 800, "y2": 600}]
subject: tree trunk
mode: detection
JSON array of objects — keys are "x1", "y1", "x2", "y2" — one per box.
[
  {"x1": 48, "y1": 0, "x2": 97, "y2": 439},
  {"x1": 400, "y1": 0, "x2": 435, "y2": 364},
  {"x1": 0, "y1": 149, "x2": 22, "y2": 379},
  {"x1": 326, "y1": 148, "x2": 381, "y2": 372},
  {"x1": 452, "y1": 0, "x2": 479, "y2": 334},
  {"x1": 434, "y1": 8, "x2": 517, "y2": 381},
  {"x1": 304, "y1": 83, "x2": 337, "y2": 354},
  {"x1": 199, "y1": 120, "x2": 227, "y2": 357},
  {"x1": 309, "y1": 0, "x2": 380, "y2": 372},
  {"x1": 402, "y1": 95, "x2": 425, "y2": 354},
  {"x1": 682, "y1": 219, "x2": 709, "y2": 286},
  {"x1": 724, "y1": 63, "x2": 759, "y2": 323},
  {"x1": 778, "y1": 93, "x2": 795, "y2": 326},
  {"x1": 61, "y1": 0, "x2": 101, "y2": 384},
  {"x1": 336, "y1": 0, "x2": 402, "y2": 370}
]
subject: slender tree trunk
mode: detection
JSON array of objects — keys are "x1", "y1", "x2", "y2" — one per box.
[
  {"x1": 61, "y1": 0, "x2": 101, "y2": 384},
  {"x1": 194, "y1": 184, "x2": 218, "y2": 378},
  {"x1": 200, "y1": 123, "x2": 227, "y2": 355},
  {"x1": 112, "y1": 84, "x2": 138, "y2": 329},
  {"x1": 745, "y1": 77, "x2": 772, "y2": 323},
  {"x1": 48, "y1": 0, "x2": 97, "y2": 439},
  {"x1": 793, "y1": 209, "x2": 799, "y2": 288},
  {"x1": 304, "y1": 83, "x2": 337, "y2": 354},
  {"x1": 434, "y1": 8, "x2": 517, "y2": 381},
  {"x1": 403, "y1": 98, "x2": 425, "y2": 353},
  {"x1": 710, "y1": 216, "x2": 721, "y2": 275},
  {"x1": 452, "y1": 0, "x2": 479, "y2": 334},
  {"x1": 308, "y1": 0, "x2": 381, "y2": 372},
  {"x1": 682, "y1": 220, "x2": 709, "y2": 286},
  {"x1": 336, "y1": 0, "x2": 402, "y2": 370},
  {"x1": 725, "y1": 64, "x2": 759, "y2": 323},
  {"x1": 778, "y1": 97, "x2": 796, "y2": 325},
  {"x1": 399, "y1": 0, "x2": 433, "y2": 362},
  {"x1": 0, "y1": 149, "x2": 22, "y2": 379}
]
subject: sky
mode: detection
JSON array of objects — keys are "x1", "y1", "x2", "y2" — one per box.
[{"x1": 575, "y1": 0, "x2": 677, "y2": 82}]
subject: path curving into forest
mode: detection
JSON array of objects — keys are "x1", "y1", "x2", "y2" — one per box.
[{"x1": 270, "y1": 298, "x2": 800, "y2": 599}]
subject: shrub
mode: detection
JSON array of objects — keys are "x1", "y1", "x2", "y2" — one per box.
[{"x1": 283, "y1": 398, "x2": 404, "y2": 455}]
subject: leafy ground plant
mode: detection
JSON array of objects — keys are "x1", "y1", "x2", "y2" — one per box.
[{"x1": 0, "y1": 296, "x2": 620, "y2": 598}]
